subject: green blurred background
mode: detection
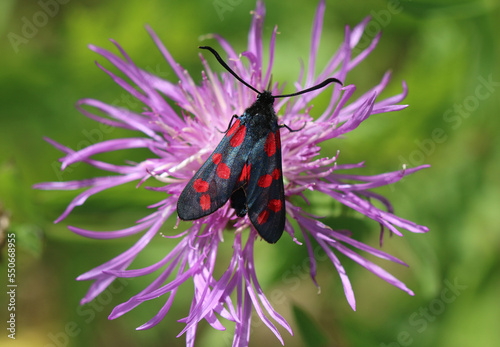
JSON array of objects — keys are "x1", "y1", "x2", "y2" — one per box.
[{"x1": 1, "y1": 0, "x2": 499, "y2": 346}]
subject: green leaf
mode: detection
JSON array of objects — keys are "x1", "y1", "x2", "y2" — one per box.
[{"x1": 292, "y1": 304, "x2": 331, "y2": 347}]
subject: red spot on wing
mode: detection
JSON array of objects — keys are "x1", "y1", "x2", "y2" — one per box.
[
  {"x1": 212, "y1": 153, "x2": 222, "y2": 165},
  {"x1": 271, "y1": 168, "x2": 280, "y2": 180},
  {"x1": 276, "y1": 129, "x2": 281, "y2": 149},
  {"x1": 229, "y1": 125, "x2": 246, "y2": 147},
  {"x1": 238, "y1": 163, "x2": 251, "y2": 183},
  {"x1": 268, "y1": 199, "x2": 282, "y2": 212},
  {"x1": 227, "y1": 119, "x2": 241, "y2": 136},
  {"x1": 264, "y1": 132, "x2": 276, "y2": 157},
  {"x1": 200, "y1": 194, "x2": 211, "y2": 211},
  {"x1": 257, "y1": 209, "x2": 269, "y2": 225},
  {"x1": 193, "y1": 178, "x2": 209, "y2": 193},
  {"x1": 217, "y1": 163, "x2": 231, "y2": 179},
  {"x1": 257, "y1": 174, "x2": 272, "y2": 188}
]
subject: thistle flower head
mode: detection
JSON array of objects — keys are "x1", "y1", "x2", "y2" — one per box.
[{"x1": 35, "y1": 1, "x2": 428, "y2": 346}]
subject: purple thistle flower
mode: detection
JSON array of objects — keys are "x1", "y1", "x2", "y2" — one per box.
[{"x1": 35, "y1": 1, "x2": 429, "y2": 346}]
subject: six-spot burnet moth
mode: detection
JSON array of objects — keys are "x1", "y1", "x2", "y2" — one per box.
[{"x1": 177, "y1": 46, "x2": 342, "y2": 243}]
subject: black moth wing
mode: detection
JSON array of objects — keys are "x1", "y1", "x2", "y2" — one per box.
[
  {"x1": 246, "y1": 127, "x2": 285, "y2": 243},
  {"x1": 177, "y1": 118, "x2": 253, "y2": 220}
]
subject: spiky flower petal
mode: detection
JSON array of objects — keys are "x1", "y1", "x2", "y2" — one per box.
[{"x1": 35, "y1": 1, "x2": 428, "y2": 346}]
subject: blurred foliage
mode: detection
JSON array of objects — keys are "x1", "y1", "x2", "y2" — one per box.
[{"x1": 1, "y1": 0, "x2": 499, "y2": 346}]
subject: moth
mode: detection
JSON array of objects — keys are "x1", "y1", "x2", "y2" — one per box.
[{"x1": 177, "y1": 46, "x2": 341, "y2": 243}]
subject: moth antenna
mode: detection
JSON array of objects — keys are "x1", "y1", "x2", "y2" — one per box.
[
  {"x1": 199, "y1": 46, "x2": 261, "y2": 95},
  {"x1": 274, "y1": 77, "x2": 343, "y2": 98}
]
